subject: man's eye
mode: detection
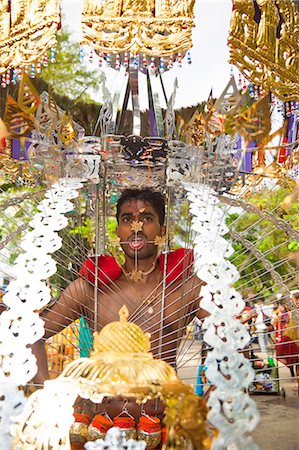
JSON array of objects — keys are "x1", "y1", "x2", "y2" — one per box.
[
  {"x1": 123, "y1": 217, "x2": 131, "y2": 223},
  {"x1": 143, "y1": 216, "x2": 152, "y2": 223}
]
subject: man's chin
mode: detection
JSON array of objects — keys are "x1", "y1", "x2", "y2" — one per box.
[{"x1": 123, "y1": 247, "x2": 157, "y2": 261}]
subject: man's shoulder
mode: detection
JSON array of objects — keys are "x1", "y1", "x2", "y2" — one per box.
[{"x1": 79, "y1": 255, "x2": 122, "y2": 285}]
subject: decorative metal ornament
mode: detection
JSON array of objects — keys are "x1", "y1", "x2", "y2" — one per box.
[
  {"x1": 81, "y1": 0, "x2": 195, "y2": 58},
  {"x1": 228, "y1": 0, "x2": 299, "y2": 101},
  {"x1": 130, "y1": 220, "x2": 144, "y2": 232},
  {"x1": 0, "y1": 178, "x2": 84, "y2": 448},
  {"x1": 0, "y1": 0, "x2": 60, "y2": 74},
  {"x1": 185, "y1": 184, "x2": 260, "y2": 449}
]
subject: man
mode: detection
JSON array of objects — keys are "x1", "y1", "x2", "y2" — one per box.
[{"x1": 32, "y1": 188, "x2": 207, "y2": 384}]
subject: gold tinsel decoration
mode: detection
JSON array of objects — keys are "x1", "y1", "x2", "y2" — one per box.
[{"x1": 228, "y1": 0, "x2": 299, "y2": 102}]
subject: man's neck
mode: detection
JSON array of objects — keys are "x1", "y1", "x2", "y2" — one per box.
[
  {"x1": 123, "y1": 254, "x2": 158, "y2": 272},
  {"x1": 122, "y1": 254, "x2": 160, "y2": 283}
]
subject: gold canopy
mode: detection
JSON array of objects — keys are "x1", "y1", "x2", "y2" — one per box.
[{"x1": 81, "y1": 0, "x2": 195, "y2": 56}]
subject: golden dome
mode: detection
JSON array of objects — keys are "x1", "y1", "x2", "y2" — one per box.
[
  {"x1": 60, "y1": 305, "x2": 178, "y2": 396},
  {"x1": 92, "y1": 305, "x2": 151, "y2": 354}
]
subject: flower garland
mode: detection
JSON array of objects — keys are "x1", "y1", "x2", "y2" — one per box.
[{"x1": 184, "y1": 183, "x2": 260, "y2": 450}]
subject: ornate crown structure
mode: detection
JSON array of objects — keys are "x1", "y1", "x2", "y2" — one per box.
[
  {"x1": 81, "y1": 0, "x2": 195, "y2": 58},
  {"x1": 228, "y1": 0, "x2": 299, "y2": 101},
  {"x1": 0, "y1": 0, "x2": 60, "y2": 76}
]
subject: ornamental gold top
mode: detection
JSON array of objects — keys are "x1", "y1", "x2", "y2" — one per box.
[{"x1": 81, "y1": 0, "x2": 195, "y2": 56}]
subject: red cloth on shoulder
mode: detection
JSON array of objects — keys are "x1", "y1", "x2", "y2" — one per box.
[
  {"x1": 79, "y1": 248, "x2": 194, "y2": 287},
  {"x1": 79, "y1": 255, "x2": 122, "y2": 285}
]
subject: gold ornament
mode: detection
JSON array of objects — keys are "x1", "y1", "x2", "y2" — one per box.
[
  {"x1": 130, "y1": 220, "x2": 144, "y2": 232},
  {"x1": 228, "y1": 0, "x2": 299, "y2": 102},
  {"x1": 58, "y1": 113, "x2": 76, "y2": 145},
  {"x1": 81, "y1": 0, "x2": 195, "y2": 57},
  {"x1": 154, "y1": 235, "x2": 166, "y2": 248},
  {"x1": 224, "y1": 93, "x2": 271, "y2": 146},
  {"x1": 56, "y1": 306, "x2": 210, "y2": 448},
  {"x1": 109, "y1": 236, "x2": 121, "y2": 248},
  {"x1": 0, "y1": 0, "x2": 60, "y2": 74}
]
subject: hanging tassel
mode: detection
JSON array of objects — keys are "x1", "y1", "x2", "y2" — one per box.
[
  {"x1": 30, "y1": 64, "x2": 35, "y2": 79},
  {"x1": 11, "y1": 68, "x2": 18, "y2": 85},
  {"x1": 124, "y1": 52, "x2": 129, "y2": 67},
  {"x1": 150, "y1": 57, "x2": 155, "y2": 71},
  {"x1": 88, "y1": 49, "x2": 93, "y2": 63},
  {"x1": 17, "y1": 67, "x2": 22, "y2": 81},
  {"x1": 79, "y1": 48, "x2": 84, "y2": 63},
  {"x1": 36, "y1": 60, "x2": 42, "y2": 74},
  {"x1": 278, "y1": 136, "x2": 288, "y2": 163},
  {"x1": 1, "y1": 74, "x2": 6, "y2": 88},
  {"x1": 177, "y1": 52, "x2": 182, "y2": 68},
  {"x1": 159, "y1": 56, "x2": 164, "y2": 72},
  {"x1": 142, "y1": 54, "x2": 147, "y2": 67},
  {"x1": 5, "y1": 70, "x2": 11, "y2": 85},
  {"x1": 43, "y1": 53, "x2": 48, "y2": 67},
  {"x1": 167, "y1": 55, "x2": 173, "y2": 70},
  {"x1": 50, "y1": 47, "x2": 56, "y2": 63},
  {"x1": 187, "y1": 50, "x2": 192, "y2": 64},
  {"x1": 133, "y1": 54, "x2": 138, "y2": 69},
  {"x1": 115, "y1": 53, "x2": 120, "y2": 70}
]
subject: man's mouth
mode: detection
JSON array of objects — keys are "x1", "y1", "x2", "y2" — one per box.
[{"x1": 128, "y1": 236, "x2": 146, "y2": 251}]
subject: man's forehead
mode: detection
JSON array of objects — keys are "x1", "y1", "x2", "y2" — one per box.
[{"x1": 120, "y1": 199, "x2": 155, "y2": 213}]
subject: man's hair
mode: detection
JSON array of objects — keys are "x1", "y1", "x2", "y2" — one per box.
[{"x1": 116, "y1": 188, "x2": 165, "y2": 225}]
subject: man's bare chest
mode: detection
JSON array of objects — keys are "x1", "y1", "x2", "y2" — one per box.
[{"x1": 86, "y1": 279, "x2": 195, "y2": 335}]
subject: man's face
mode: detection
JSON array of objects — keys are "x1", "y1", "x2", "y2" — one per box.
[{"x1": 116, "y1": 199, "x2": 165, "y2": 260}]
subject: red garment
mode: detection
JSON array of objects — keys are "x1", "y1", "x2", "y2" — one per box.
[
  {"x1": 276, "y1": 335, "x2": 299, "y2": 366},
  {"x1": 79, "y1": 248, "x2": 194, "y2": 286}
]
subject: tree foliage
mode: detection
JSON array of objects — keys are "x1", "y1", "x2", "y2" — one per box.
[
  {"x1": 40, "y1": 27, "x2": 104, "y2": 102},
  {"x1": 225, "y1": 187, "x2": 299, "y2": 295}
]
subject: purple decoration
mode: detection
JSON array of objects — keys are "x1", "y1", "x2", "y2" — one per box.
[
  {"x1": 286, "y1": 114, "x2": 298, "y2": 156},
  {"x1": 245, "y1": 141, "x2": 255, "y2": 173},
  {"x1": 11, "y1": 135, "x2": 30, "y2": 160},
  {"x1": 11, "y1": 138, "x2": 20, "y2": 159}
]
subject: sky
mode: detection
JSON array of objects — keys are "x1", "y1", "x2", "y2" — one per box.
[{"x1": 60, "y1": 0, "x2": 233, "y2": 109}]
